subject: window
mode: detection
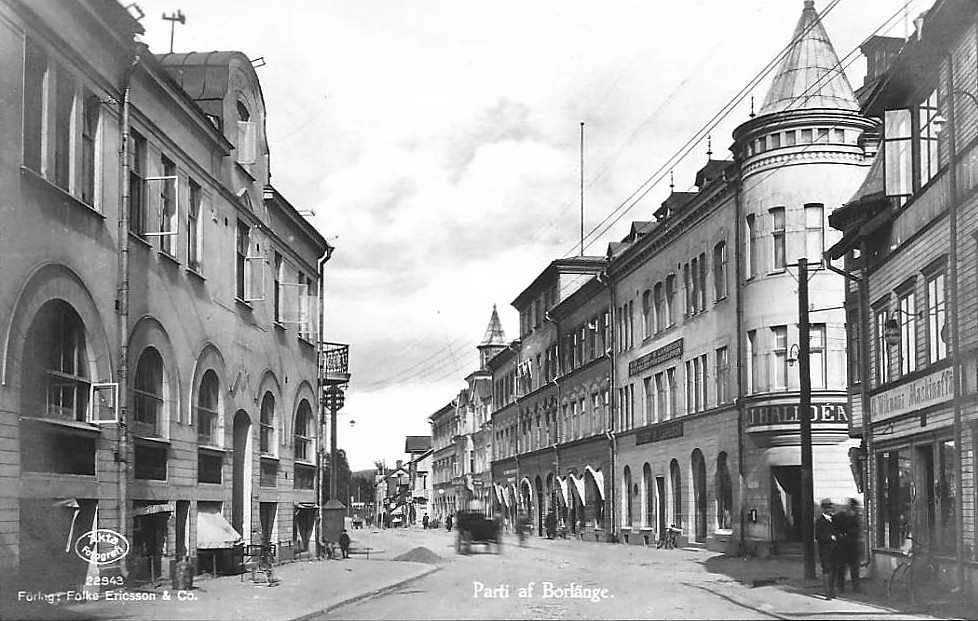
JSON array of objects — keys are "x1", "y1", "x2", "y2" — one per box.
[
  {"x1": 804, "y1": 204, "x2": 824, "y2": 264},
  {"x1": 771, "y1": 207, "x2": 786, "y2": 270},
  {"x1": 665, "y1": 275, "x2": 676, "y2": 326},
  {"x1": 196, "y1": 370, "x2": 219, "y2": 446},
  {"x1": 713, "y1": 242, "x2": 727, "y2": 301},
  {"x1": 875, "y1": 306, "x2": 891, "y2": 385},
  {"x1": 715, "y1": 347, "x2": 729, "y2": 404},
  {"x1": 236, "y1": 221, "x2": 249, "y2": 299},
  {"x1": 260, "y1": 392, "x2": 275, "y2": 455},
  {"x1": 918, "y1": 90, "x2": 940, "y2": 188},
  {"x1": 800, "y1": 128, "x2": 813, "y2": 143},
  {"x1": 772, "y1": 326, "x2": 787, "y2": 388},
  {"x1": 54, "y1": 65, "x2": 72, "y2": 191},
  {"x1": 810, "y1": 324, "x2": 826, "y2": 389},
  {"x1": 716, "y1": 453, "x2": 733, "y2": 531},
  {"x1": 628, "y1": 301, "x2": 635, "y2": 349},
  {"x1": 643, "y1": 377, "x2": 652, "y2": 425},
  {"x1": 685, "y1": 360, "x2": 694, "y2": 415},
  {"x1": 898, "y1": 289, "x2": 917, "y2": 376},
  {"x1": 745, "y1": 215, "x2": 757, "y2": 279},
  {"x1": 884, "y1": 108, "x2": 912, "y2": 199},
  {"x1": 187, "y1": 180, "x2": 202, "y2": 271},
  {"x1": 236, "y1": 101, "x2": 256, "y2": 165},
  {"x1": 130, "y1": 132, "x2": 147, "y2": 238},
  {"x1": 834, "y1": 128, "x2": 846, "y2": 143},
  {"x1": 698, "y1": 252, "x2": 707, "y2": 310},
  {"x1": 785, "y1": 130, "x2": 796, "y2": 146},
  {"x1": 926, "y1": 269, "x2": 948, "y2": 363},
  {"x1": 23, "y1": 301, "x2": 90, "y2": 422},
  {"x1": 653, "y1": 283, "x2": 664, "y2": 333},
  {"x1": 747, "y1": 330, "x2": 758, "y2": 393},
  {"x1": 133, "y1": 348, "x2": 164, "y2": 437},
  {"x1": 769, "y1": 133, "x2": 781, "y2": 149},
  {"x1": 642, "y1": 290, "x2": 652, "y2": 339},
  {"x1": 23, "y1": 38, "x2": 47, "y2": 172},
  {"x1": 294, "y1": 400, "x2": 313, "y2": 462},
  {"x1": 684, "y1": 263, "x2": 692, "y2": 315},
  {"x1": 667, "y1": 367, "x2": 677, "y2": 419},
  {"x1": 655, "y1": 372, "x2": 666, "y2": 422},
  {"x1": 876, "y1": 449, "x2": 912, "y2": 549},
  {"x1": 158, "y1": 155, "x2": 177, "y2": 255},
  {"x1": 81, "y1": 90, "x2": 99, "y2": 206}
]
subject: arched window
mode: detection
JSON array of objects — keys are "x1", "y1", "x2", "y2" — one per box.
[
  {"x1": 623, "y1": 466, "x2": 633, "y2": 526},
  {"x1": 260, "y1": 392, "x2": 275, "y2": 455},
  {"x1": 197, "y1": 370, "x2": 220, "y2": 446},
  {"x1": 23, "y1": 301, "x2": 90, "y2": 421},
  {"x1": 653, "y1": 283, "x2": 664, "y2": 333},
  {"x1": 133, "y1": 348, "x2": 164, "y2": 437},
  {"x1": 294, "y1": 400, "x2": 313, "y2": 462},
  {"x1": 665, "y1": 274, "x2": 676, "y2": 327},
  {"x1": 236, "y1": 100, "x2": 256, "y2": 164},
  {"x1": 670, "y1": 459, "x2": 683, "y2": 531},
  {"x1": 643, "y1": 463, "x2": 654, "y2": 527},
  {"x1": 716, "y1": 452, "x2": 733, "y2": 531}
]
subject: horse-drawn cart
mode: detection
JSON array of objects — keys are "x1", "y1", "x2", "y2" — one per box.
[{"x1": 455, "y1": 511, "x2": 502, "y2": 555}]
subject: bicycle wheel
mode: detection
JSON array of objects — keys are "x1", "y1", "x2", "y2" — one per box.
[{"x1": 888, "y1": 562, "x2": 912, "y2": 601}]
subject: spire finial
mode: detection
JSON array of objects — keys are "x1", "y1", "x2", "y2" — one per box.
[
  {"x1": 749, "y1": 96, "x2": 755, "y2": 118},
  {"x1": 707, "y1": 135, "x2": 713, "y2": 159},
  {"x1": 669, "y1": 170, "x2": 675, "y2": 192},
  {"x1": 804, "y1": 0, "x2": 815, "y2": 10}
]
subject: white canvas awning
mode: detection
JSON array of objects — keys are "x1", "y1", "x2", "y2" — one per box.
[
  {"x1": 196, "y1": 507, "x2": 242, "y2": 550},
  {"x1": 133, "y1": 503, "x2": 174, "y2": 517},
  {"x1": 570, "y1": 474, "x2": 585, "y2": 503},
  {"x1": 591, "y1": 468, "x2": 605, "y2": 501}
]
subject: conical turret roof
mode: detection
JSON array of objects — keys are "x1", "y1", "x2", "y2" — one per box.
[
  {"x1": 758, "y1": 0, "x2": 859, "y2": 116},
  {"x1": 479, "y1": 305, "x2": 507, "y2": 348}
]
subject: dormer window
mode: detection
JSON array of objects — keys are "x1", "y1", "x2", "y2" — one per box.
[
  {"x1": 883, "y1": 90, "x2": 943, "y2": 203},
  {"x1": 236, "y1": 101, "x2": 256, "y2": 165}
]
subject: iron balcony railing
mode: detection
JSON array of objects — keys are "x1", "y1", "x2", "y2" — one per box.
[{"x1": 322, "y1": 342, "x2": 350, "y2": 385}]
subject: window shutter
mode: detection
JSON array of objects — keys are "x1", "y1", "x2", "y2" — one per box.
[
  {"x1": 88, "y1": 383, "x2": 119, "y2": 424},
  {"x1": 245, "y1": 253, "x2": 265, "y2": 301}
]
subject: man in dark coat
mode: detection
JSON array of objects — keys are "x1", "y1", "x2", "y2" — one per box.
[
  {"x1": 545, "y1": 510, "x2": 557, "y2": 539},
  {"x1": 339, "y1": 529, "x2": 351, "y2": 559},
  {"x1": 422, "y1": 514, "x2": 429, "y2": 530},
  {"x1": 835, "y1": 498, "x2": 862, "y2": 593},
  {"x1": 814, "y1": 498, "x2": 839, "y2": 599}
]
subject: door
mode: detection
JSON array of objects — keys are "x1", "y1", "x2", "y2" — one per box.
[
  {"x1": 232, "y1": 410, "x2": 252, "y2": 539},
  {"x1": 771, "y1": 466, "x2": 802, "y2": 543},
  {"x1": 656, "y1": 476, "x2": 666, "y2": 535}
]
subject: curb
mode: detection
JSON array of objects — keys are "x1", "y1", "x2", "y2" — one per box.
[{"x1": 289, "y1": 564, "x2": 442, "y2": 621}]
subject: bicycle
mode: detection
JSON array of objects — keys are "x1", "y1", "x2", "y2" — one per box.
[
  {"x1": 887, "y1": 536, "x2": 938, "y2": 605},
  {"x1": 656, "y1": 525, "x2": 681, "y2": 549}
]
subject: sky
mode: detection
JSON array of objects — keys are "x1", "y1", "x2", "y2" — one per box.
[{"x1": 134, "y1": 0, "x2": 922, "y2": 471}]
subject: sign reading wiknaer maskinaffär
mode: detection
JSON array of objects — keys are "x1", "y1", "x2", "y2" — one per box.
[{"x1": 870, "y1": 367, "x2": 954, "y2": 422}]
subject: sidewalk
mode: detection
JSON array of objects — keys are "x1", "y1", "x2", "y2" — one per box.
[
  {"x1": 702, "y1": 553, "x2": 973, "y2": 620},
  {"x1": 2, "y1": 530, "x2": 441, "y2": 621}
]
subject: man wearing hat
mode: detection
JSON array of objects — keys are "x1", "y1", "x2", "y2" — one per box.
[{"x1": 814, "y1": 498, "x2": 839, "y2": 599}]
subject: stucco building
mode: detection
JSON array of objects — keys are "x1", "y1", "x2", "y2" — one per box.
[{"x1": 0, "y1": 0, "x2": 341, "y2": 597}]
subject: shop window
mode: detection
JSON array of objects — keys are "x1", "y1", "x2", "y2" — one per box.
[
  {"x1": 623, "y1": 466, "x2": 633, "y2": 527},
  {"x1": 716, "y1": 453, "x2": 733, "y2": 531},
  {"x1": 670, "y1": 459, "x2": 683, "y2": 531},
  {"x1": 21, "y1": 420, "x2": 96, "y2": 475},
  {"x1": 876, "y1": 449, "x2": 912, "y2": 549},
  {"x1": 936, "y1": 439, "x2": 957, "y2": 556}
]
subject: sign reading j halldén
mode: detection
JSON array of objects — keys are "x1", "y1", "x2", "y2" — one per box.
[
  {"x1": 744, "y1": 402, "x2": 849, "y2": 431},
  {"x1": 870, "y1": 367, "x2": 954, "y2": 422}
]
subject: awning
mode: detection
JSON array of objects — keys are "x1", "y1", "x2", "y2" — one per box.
[
  {"x1": 557, "y1": 477, "x2": 568, "y2": 506},
  {"x1": 196, "y1": 507, "x2": 242, "y2": 550},
  {"x1": 133, "y1": 503, "x2": 174, "y2": 517},
  {"x1": 570, "y1": 474, "x2": 585, "y2": 504},
  {"x1": 591, "y1": 469, "x2": 605, "y2": 501},
  {"x1": 493, "y1": 484, "x2": 503, "y2": 505},
  {"x1": 503, "y1": 486, "x2": 512, "y2": 507},
  {"x1": 294, "y1": 502, "x2": 318, "y2": 513}
]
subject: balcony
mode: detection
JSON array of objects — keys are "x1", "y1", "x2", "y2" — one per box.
[{"x1": 321, "y1": 342, "x2": 351, "y2": 385}]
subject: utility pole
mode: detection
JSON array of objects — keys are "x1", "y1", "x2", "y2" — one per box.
[{"x1": 798, "y1": 258, "x2": 816, "y2": 580}]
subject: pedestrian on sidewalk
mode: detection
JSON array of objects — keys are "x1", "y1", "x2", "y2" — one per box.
[
  {"x1": 422, "y1": 514, "x2": 429, "y2": 530},
  {"x1": 446, "y1": 514, "x2": 453, "y2": 531},
  {"x1": 815, "y1": 498, "x2": 839, "y2": 600},
  {"x1": 836, "y1": 498, "x2": 862, "y2": 593},
  {"x1": 339, "y1": 529, "x2": 351, "y2": 559},
  {"x1": 545, "y1": 510, "x2": 557, "y2": 539}
]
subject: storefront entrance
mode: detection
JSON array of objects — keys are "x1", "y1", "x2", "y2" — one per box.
[{"x1": 771, "y1": 466, "x2": 802, "y2": 543}]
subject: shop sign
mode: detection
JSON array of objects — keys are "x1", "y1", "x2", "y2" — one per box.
[
  {"x1": 74, "y1": 529, "x2": 130, "y2": 566},
  {"x1": 628, "y1": 339, "x2": 683, "y2": 377},
  {"x1": 870, "y1": 367, "x2": 954, "y2": 422},
  {"x1": 744, "y1": 402, "x2": 848, "y2": 431},
  {"x1": 635, "y1": 420, "x2": 684, "y2": 445}
]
